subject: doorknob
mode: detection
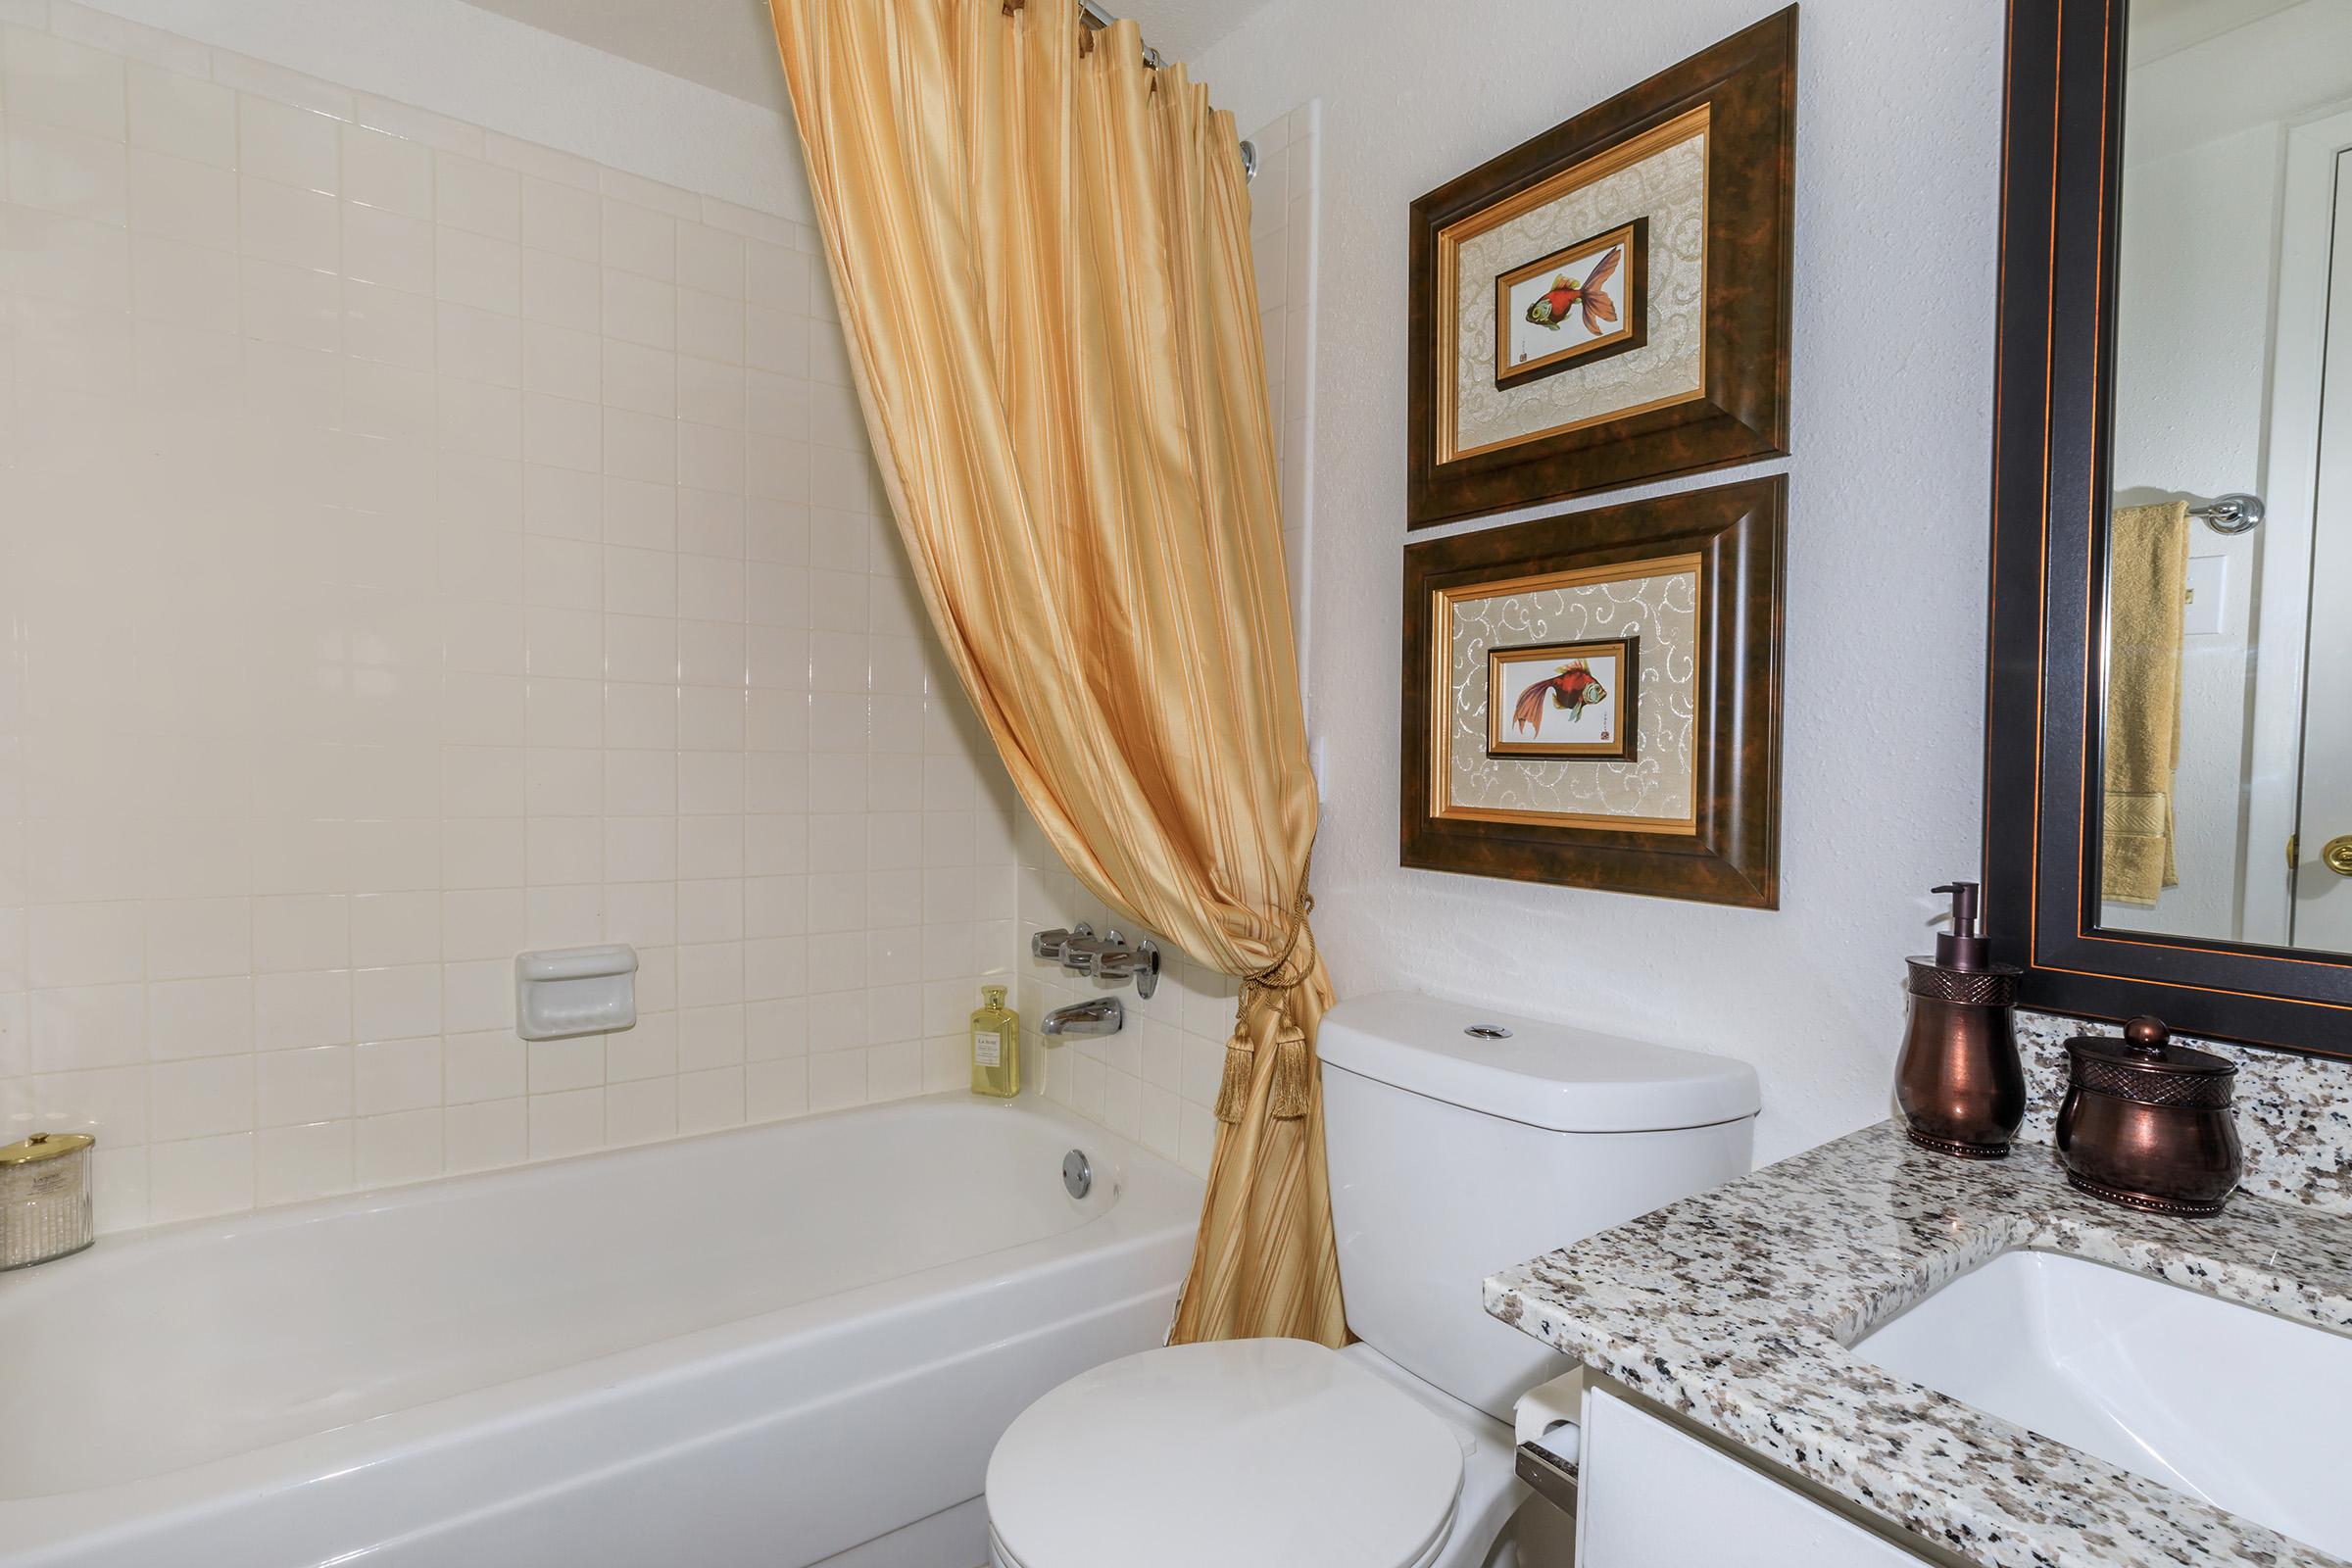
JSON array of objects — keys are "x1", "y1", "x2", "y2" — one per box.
[{"x1": 2325, "y1": 836, "x2": 2352, "y2": 877}]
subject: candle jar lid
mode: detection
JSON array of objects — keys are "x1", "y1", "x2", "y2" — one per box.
[
  {"x1": 2065, "y1": 1016, "x2": 2234, "y2": 1106},
  {"x1": 0, "y1": 1132, "x2": 95, "y2": 1166}
]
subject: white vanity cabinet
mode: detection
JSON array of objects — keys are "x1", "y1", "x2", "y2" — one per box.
[{"x1": 1576, "y1": 1388, "x2": 1934, "y2": 1568}]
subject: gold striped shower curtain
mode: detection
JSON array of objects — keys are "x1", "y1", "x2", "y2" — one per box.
[{"x1": 767, "y1": 0, "x2": 1344, "y2": 1347}]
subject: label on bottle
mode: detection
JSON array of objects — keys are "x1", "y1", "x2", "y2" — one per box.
[{"x1": 973, "y1": 1030, "x2": 1003, "y2": 1068}]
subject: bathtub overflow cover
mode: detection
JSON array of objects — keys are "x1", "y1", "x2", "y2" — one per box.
[
  {"x1": 1464, "y1": 1023, "x2": 1513, "y2": 1040},
  {"x1": 1062, "y1": 1149, "x2": 1093, "y2": 1200}
]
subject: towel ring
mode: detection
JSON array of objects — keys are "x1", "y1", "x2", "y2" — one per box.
[{"x1": 2187, "y1": 493, "x2": 2263, "y2": 535}]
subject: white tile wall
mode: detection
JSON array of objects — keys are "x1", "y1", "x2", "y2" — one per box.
[
  {"x1": 0, "y1": 5, "x2": 1022, "y2": 1230},
  {"x1": 1011, "y1": 104, "x2": 1321, "y2": 1178}
]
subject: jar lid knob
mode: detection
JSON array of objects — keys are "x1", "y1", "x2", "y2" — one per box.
[{"x1": 2124, "y1": 1015, "x2": 2170, "y2": 1054}]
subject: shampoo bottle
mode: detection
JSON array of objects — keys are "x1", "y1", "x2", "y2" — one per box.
[{"x1": 970, "y1": 985, "x2": 1019, "y2": 1099}]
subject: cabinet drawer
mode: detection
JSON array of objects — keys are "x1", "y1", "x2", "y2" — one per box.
[{"x1": 1578, "y1": 1389, "x2": 1928, "y2": 1568}]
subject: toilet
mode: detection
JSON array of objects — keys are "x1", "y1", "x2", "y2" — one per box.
[{"x1": 984, "y1": 991, "x2": 1762, "y2": 1568}]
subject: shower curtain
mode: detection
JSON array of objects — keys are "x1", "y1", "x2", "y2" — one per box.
[{"x1": 766, "y1": 0, "x2": 1343, "y2": 1347}]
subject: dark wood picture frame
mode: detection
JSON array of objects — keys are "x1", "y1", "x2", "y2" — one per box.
[
  {"x1": 1485, "y1": 636, "x2": 1639, "y2": 760},
  {"x1": 1406, "y1": 7, "x2": 1796, "y2": 528},
  {"x1": 1984, "y1": 0, "x2": 2352, "y2": 1054},
  {"x1": 1493, "y1": 219, "x2": 1649, "y2": 392},
  {"x1": 1402, "y1": 476, "x2": 1786, "y2": 907}
]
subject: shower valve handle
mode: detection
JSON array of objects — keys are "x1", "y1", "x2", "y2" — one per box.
[
  {"x1": 1030, "y1": 924, "x2": 1092, "y2": 964},
  {"x1": 1056, "y1": 931, "x2": 1127, "y2": 973},
  {"x1": 1088, "y1": 939, "x2": 1161, "y2": 999}
]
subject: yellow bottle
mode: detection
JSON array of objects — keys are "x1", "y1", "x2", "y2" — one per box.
[{"x1": 970, "y1": 985, "x2": 1020, "y2": 1099}]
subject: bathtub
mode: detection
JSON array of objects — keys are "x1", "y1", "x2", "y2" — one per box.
[{"x1": 0, "y1": 1094, "x2": 1201, "y2": 1568}]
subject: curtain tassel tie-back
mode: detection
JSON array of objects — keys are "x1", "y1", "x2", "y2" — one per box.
[
  {"x1": 1267, "y1": 1021, "x2": 1311, "y2": 1120},
  {"x1": 1215, "y1": 858, "x2": 1316, "y2": 1125},
  {"x1": 1213, "y1": 1028, "x2": 1256, "y2": 1126}
]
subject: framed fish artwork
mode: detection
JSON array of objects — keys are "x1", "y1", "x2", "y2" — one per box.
[
  {"x1": 1400, "y1": 477, "x2": 1786, "y2": 907},
  {"x1": 1486, "y1": 638, "x2": 1637, "y2": 760},
  {"x1": 1406, "y1": 7, "x2": 1795, "y2": 527},
  {"x1": 1494, "y1": 220, "x2": 1647, "y2": 391}
]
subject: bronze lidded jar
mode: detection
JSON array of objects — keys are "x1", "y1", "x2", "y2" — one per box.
[
  {"x1": 2056, "y1": 1016, "x2": 2242, "y2": 1218},
  {"x1": 1895, "y1": 881, "x2": 2026, "y2": 1158}
]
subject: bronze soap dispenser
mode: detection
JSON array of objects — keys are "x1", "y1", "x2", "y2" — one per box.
[{"x1": 1895, "y1": 881, "x2": 2025, "y2": 1158}]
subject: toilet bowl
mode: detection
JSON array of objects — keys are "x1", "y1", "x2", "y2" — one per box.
[{"x1": 983, "y1": 991, "x2": 1761, "y2": 1568}]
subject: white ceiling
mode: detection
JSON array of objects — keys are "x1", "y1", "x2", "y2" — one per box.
[
  {"x1": 1111, "y1": 0, "x2": 1271, "y2": 61},
  {"x1": 453, "y1": 0, "x2": 1272, "y2": 114}
]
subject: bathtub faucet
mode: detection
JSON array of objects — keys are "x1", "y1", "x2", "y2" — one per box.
[{"x1": 1040, "y1": 997, "x2": 1123, "y2": 1037}]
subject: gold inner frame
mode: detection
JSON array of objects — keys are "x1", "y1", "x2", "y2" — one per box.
[
  {"x1": 1494, "y1": 222, "x2": 1642, "y2": 383},
  {"x1": 1435, "y1": 103, "x2": 1712, "y2": 466},
  {"x1": 1486, "y1": 637, "x2": 1635, "y2": 758},
  {"x1": 1431, "y1": 554, "x2": 1703, "y2": 834}
]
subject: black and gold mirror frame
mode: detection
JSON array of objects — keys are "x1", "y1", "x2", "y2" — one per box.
[{"x1": 1984, "y1": 0, "x2": 2352, "y2": 1053}]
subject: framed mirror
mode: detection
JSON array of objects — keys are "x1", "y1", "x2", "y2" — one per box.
[{"x1": 1986, "y1": 0, "x2": 2352, "y2": 1052}]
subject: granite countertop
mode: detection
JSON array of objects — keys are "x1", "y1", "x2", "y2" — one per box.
[{"x1": 1485, "y1": 1120, "x2": 2352, "y2": 1568}]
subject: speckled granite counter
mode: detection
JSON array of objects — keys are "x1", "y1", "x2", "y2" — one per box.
[{"x1": 1485, "y1": 1120, "x2": 2352, "y2": 1568}]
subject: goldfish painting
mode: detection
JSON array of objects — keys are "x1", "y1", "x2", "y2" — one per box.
[
  {"x1": 1511, "y1": 659, "x2": 1608, "y2": 737},
  {"x1": 1523, "y1": 245, "x2": 1623, "y2": 337}
]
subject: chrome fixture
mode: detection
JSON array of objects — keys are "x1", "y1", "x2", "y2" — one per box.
[
  {"x1": 2187, "y1": 492, "x2": 2263, "y2": 534},
  {"x1": 1515, "y1": 1438, "x2": 1579, "y2": 1524},
  {"x1": 1089, "y1": 940, "x2": 1160, "y2": 993},
  {"x1": 1061, "y1": 1149, "x2": 1094, "y2": 1200},
  {"x1": 1031, "y1": 924, "x2": 1160, "y2": 999},
  {"x1": 1040, "y1": 997, "x2": 1124, "y2": 1037},
  {"x1": 1055, "y1": 929, "x2": 1128, "y2": 970},
  {"x1": 1031, "y1": 923, "x2": 1085, "y2": 961},
  {"x1": 1240, "y1": 139, "x2": 1258, "y2": 182}
]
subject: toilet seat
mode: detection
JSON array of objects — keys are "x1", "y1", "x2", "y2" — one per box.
[{"x1": 985, "y1": 1338, "x2": 1465, "y2": 1568}]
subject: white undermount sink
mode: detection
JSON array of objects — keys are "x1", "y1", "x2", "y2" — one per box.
[{"x1": 1853, "y1": 1250, "x2": 2352, "y2": 1559}]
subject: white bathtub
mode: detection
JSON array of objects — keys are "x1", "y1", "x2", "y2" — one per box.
[{"x1": 0, "y1": 1094, "x2": 1201, "y2": 1568}]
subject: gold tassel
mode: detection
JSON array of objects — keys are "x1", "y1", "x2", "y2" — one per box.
[
  {"x1": 1269, "y1": 1023, "x2": 1309, "y2": 1120},
  {"x1": 1213, "y1": 1039, "x2": 1254, "y2": 1123}
]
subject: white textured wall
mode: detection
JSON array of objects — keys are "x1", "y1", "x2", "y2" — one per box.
[{"x1": 1190, "y1": 0, "x2": 2006, "y2": 1163}]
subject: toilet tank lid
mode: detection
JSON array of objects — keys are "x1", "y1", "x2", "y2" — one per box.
[{"x1": 1317, "y1": 993, "x2": 1761, "y2": 1133}]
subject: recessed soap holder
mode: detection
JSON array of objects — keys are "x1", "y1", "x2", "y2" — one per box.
[{"x1": 515, "y1": 944, "x2": 639, "y2": 1041}]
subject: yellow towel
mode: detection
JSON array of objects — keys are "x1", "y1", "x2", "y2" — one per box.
[{"x1": 2102, "y1": 500, "x2": 2189, "y2": 906}]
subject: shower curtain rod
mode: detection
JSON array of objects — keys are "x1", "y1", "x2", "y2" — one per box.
[
  {"x1": 1077, "y1": 2, "x2": 1167, "y2": 68},
  {"x1": 1040, "y1": 0, "x2": 1260, "y2": 179}
]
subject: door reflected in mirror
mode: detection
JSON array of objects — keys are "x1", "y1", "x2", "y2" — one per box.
[{"x1": 2102, "y1": 0, "x2": 2352, "y2": 954}]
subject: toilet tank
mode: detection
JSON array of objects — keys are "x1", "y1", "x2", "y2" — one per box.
[{"x1": 1318, "y1": 993, "x2": 1760, "y2": 1423}]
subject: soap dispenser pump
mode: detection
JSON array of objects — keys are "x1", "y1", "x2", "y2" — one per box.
[{"x1": 1894, "y1": 881, "x2": 2025, "y2": 1158}]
